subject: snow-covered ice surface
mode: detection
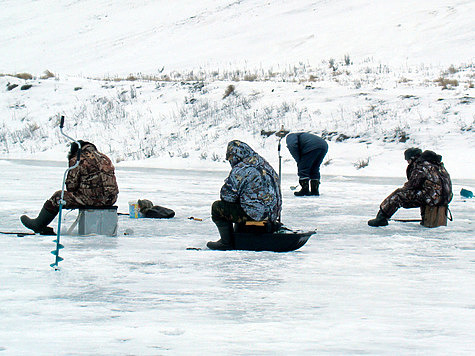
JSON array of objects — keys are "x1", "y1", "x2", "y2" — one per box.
[{"x1": 0, "y1": 159, "x2": 474, "y2": 355}]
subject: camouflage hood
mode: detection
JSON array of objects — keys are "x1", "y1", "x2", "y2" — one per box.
[
  {"x1": 221, "y1": 140, "x2": 282, "y2": 221},
  {"x1": 226, "y1": 140, "x2": 263, "y2": 168}
]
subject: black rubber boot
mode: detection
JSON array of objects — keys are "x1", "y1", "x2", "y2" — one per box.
[
  {"x1": 207, "y1": 222, "x2": 233, "y2": 250},
  {"x1": 21, "y1": 206, "x2": 57, "y2": 234},
  {"x1": 368, "y1": 209, "x2": 389, "y2": 227},
  {"x1": 294, "y1": 179, "x2": 310, "y2": 196},
  {"x1": 310, "y1": 179, "x2": 320, "y2": 196}
]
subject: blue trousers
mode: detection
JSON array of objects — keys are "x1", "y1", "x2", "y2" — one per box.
[{"x1": 297, "y1": 148, "x2": 327, "y2": 180}]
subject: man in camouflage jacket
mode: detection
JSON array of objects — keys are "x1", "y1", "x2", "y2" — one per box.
[
  {"x1": 368, "y1": 148, "x2": 452, "y2": 227},
  {"x1": 207, "y1": 140, "x2": 282, "y2": 250},
  {"x1": 21, "y1": 141, "x2": 119, "y2": 234}
]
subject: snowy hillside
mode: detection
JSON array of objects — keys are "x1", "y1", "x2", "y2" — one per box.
[
  {"x1": 1, "y1": 0, "x2": 473, "y2": 75},
  {"x1": 0, "y1": 0, "x2": 474, "y2": 178}
]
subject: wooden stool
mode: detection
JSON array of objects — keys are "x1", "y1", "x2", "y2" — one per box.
[
  {"x1": 422, "y1": 205, "x2": 448, "y2": 228},
  {"x1": 244, "y1": 221, "x2": 266, "y2": 227}
]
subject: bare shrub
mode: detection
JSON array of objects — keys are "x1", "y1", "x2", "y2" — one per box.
[
  {"x1": 354, "y1": 158, "x2": 370, "y2": 169},
  {"x1": 28, "y1": 123, "x2": 40, "y2": 132},
  {"x1": 243, "y1": 74, "x2": 257, "y2": 82},
  {"x1": 15, "y1": 73, "x2": 33, "y2": 80},
  {"x1": 40, "y1": 70, "x2": 55, "y2": 79},
  {"x1": 223, "y1": 84, "x2": 235, "y2": 99},
  {"x1": 398, "y1": 77, "x2": 412, "y2": 83},
  {"x1": 447, "y1": 65, "x2": 458, "y2": 74},
  {"x1": 130, "y1": 85, "x2": 137, "y2": 99},
  {"x1": 344, "y1": 54, "x2": 351, "y2": 66},
  {"x1": 434, "y1": 77, "x2": 459, "y2": 89},
  {"x1": 323, "y1": 158, "x2": 333, "y2": 166},
  {"x1": 328, "y1": 58, "x2": 337, "y2": 71},
  {"x1": 383, "y1": 127, "x2": 410, "y2": 143}
]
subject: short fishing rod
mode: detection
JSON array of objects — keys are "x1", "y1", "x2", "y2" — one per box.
[{"x1": 275, "y1": 126, "x2": 289, "y2": 223}]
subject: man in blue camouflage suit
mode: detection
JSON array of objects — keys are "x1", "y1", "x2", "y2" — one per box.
[
  {"x1": 21, "y1": 141, "x2": 119, "y2": 235},
  {"x1": 368, "y1": 148, "x2": 452, "y2": 227},
  {"x1": 207, "y1": 140, "x2": 282, "y2": 250}
]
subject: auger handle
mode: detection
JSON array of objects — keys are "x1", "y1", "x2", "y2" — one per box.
[
  {"x1": 76, "y1": 146, "x2": 82, "y2": 163},
  {"x1": 60, "y1": 115, "x2": 65, "y2": 129}
]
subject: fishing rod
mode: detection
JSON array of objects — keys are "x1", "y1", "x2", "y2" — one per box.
[
  {"x1": 0, "y1": 231, "x2": 35, "y2": 237},
  {"x1": 50, "y1": 116, "x2": 81, "y2": 270},
  {"x1": 275, "y1": 125, "x2": 289, "y2": 223}
]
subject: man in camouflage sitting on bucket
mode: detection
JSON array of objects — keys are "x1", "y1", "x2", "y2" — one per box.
[
  {"x1": 21, "y1": 141, "x2": 119, "y2": 235},
  {"x1": 207, "y1": 140, "x2": 282, "y2": 250},
  {"x1": 368, "y1": 147, "x2": 452, "y2": 227}
]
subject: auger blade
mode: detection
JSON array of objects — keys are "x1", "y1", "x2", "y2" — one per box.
[
  {"x1": 50, "y1": 262, "x2": 62, "y2": 269},
  {"x1": 50, "y1": 256, "x2": 64, "y2": 268}
]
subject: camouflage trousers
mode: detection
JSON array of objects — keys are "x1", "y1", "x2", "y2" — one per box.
[
  {"x1": 44, "y1": 190, "x2": 115, "y2": 213},
  {"x1": 380, "y1": 188, "x2": 426, "y2": 218},
  {"x1": 211, "y1": 200, "x2": 253, "y2": 225}
]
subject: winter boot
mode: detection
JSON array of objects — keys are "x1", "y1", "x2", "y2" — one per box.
[
  {"x1": 294, "y1": 179, "x2": 310, "y2": 196},
  {"x1": 310, "y1": 179, "x2": 320, "y2": 196},
  {"x1": 368, "y1": 209, "x2": 389, "y2": 227},
  {"x1": 207, "y1": 222, "x2": 233, "y2": 250},
  {"x1": 21, "y1": 206, "x2": 57, "y2": 234}
]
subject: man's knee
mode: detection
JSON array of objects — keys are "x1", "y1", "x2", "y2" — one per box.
[
  {"x1": 47, "y1": 190, "x2": 82, "y2": 211},
  {"x1": 50, "y1": 190, "x2": 62, "y2": 201},
  {"x1": 43, "y1": 192, "x2": 61, "y2": 213},
  {"x1": 211, "y1": 200, "x2": 226, "y2": 222}
]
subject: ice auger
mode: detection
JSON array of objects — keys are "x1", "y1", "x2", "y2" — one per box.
[{"x1": 51, "y1": 116, "x2": 81, "y2": 270}]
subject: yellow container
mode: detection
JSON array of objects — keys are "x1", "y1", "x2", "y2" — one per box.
[{"x1": 128, "y1": 201, "x2": 144, "y2": 218}]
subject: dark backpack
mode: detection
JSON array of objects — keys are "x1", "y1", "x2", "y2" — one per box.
[
  {"x1": 421, "y1": 151, "x2": 453, "y2": 205},
  {"x1": 138, "y1": 199, "x2": 175, "y2": 219}
]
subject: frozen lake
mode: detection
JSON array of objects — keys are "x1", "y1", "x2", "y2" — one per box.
[{"x1": 0, "y1": 159, "x2": 474, "y2": 355}]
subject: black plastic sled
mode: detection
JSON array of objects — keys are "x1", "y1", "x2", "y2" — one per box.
[{"x1": 231, "y1": 222, "x2": 315, "y2": 252}]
